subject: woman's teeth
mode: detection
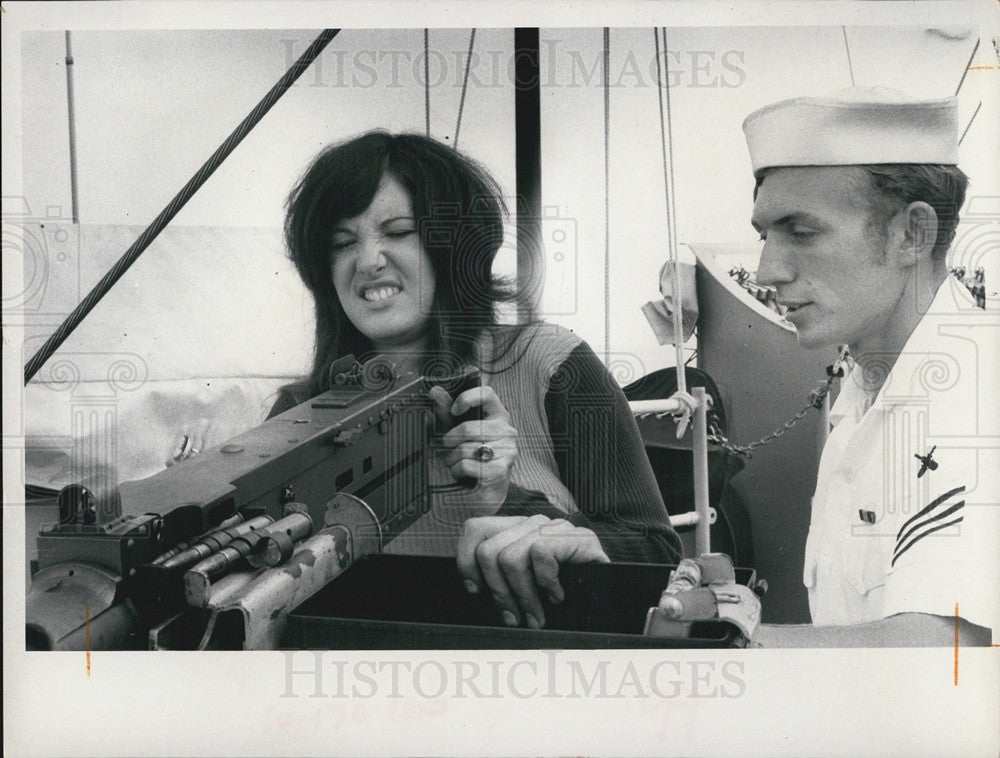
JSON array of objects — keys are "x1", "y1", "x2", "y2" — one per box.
[{"x1": 363, "y1": 286, "x2": 400, "y2": 302}]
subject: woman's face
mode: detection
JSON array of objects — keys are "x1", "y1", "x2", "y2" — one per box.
[{"x1": 330, "y1": 173, "x2": 436, "y2": 355}]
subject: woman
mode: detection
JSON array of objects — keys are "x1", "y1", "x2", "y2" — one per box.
[{"x1": 271, "y1": 131, "x2": 680, "y2": 626}]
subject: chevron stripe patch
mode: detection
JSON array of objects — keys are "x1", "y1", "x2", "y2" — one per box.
[{"x1": 892, "y1": 485, "x2": 965, "y2": 567}]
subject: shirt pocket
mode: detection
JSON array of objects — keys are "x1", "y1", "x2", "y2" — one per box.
[{"x1": 842, "y1": 513, "x2": 890, "y2": 596}]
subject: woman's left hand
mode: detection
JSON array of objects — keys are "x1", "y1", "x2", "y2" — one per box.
[{"x1": 429, "y1": 383, "x2": 518, "y2": 515}]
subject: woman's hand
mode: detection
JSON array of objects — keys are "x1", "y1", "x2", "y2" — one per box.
[
  {"x1": 165, "y1": 416, "x2": 212, "y2": 468},
  {"x1": 456, "y1": 515, "x2": 610, "y2": 629},
  {"x1": 429, "y1": 383, "x2": 518, "y2": 515}
]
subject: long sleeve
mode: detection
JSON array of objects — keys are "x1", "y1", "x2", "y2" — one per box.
[{"x1": 541, "y1": 341, "x2": 681, "y2": 563}]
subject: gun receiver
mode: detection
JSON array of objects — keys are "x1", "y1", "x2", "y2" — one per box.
[{"x1": 26, "y1": 356, "x2": 444, "y2": 650}]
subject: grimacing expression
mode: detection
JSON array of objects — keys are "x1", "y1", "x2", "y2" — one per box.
[
  {"x1": 752, "y1": 166, "x2": 910, "y2": 353},
  {"x1": 330, "y1": 174, "x2": 437, "y2": 353}
]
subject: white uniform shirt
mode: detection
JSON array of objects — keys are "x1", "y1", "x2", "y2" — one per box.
[{"x1": 805, "y1": 279, "x2": 1000, "y2": 640}]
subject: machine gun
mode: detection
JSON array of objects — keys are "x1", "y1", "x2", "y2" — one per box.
[{"x1": 26, "y1": 356, "x2": 446, "y2": 651}]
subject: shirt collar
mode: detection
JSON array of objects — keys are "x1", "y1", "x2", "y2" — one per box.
[
  {"x1": 829, "y1": 361, "x2": 871, "y2": 425},
  {"x1": 832, "y1": 278, "x2": 976, "y2": 419}
]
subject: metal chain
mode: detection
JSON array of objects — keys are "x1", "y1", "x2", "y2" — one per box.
[{"x1": 707, "y1": 347, "x2": 850, "y2": 459}]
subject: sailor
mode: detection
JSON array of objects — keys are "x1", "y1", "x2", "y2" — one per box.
[{"x1": 744, "y1": 87, "x2": 999, "y2": 645}]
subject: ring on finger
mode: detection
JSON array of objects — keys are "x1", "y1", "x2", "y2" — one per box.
[{"x1": 472, "y1": 443, "x2": 495, "y2": 463}]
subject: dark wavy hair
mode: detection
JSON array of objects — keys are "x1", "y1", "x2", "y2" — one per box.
[{"x1": 285, "y1": 131, "x2": 528, "y2": 394}]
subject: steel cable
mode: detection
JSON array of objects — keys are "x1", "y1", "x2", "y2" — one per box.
[{"x1": 24, "y1": 28, "x2": 340, "y2": 385}]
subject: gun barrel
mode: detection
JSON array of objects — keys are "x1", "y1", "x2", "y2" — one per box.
[
  {"x1": 152, "y1": 513, "x2": 245, "y2": 565},
  {"x1": 184, "y1": 512, "x2": 314, "y2": 607},
  {"x1": 161, "y1": 515, "x2": 274, "y2": 570},
  {"x1": 248, "y1": 511, "x2": 313, "y2": 568}
]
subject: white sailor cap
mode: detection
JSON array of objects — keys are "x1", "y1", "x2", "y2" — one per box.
[{"x1": 742, "y1": 86, "x2": 960, "y2": 174}]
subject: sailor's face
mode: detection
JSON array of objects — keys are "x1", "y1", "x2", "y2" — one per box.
[
  {"x1": 752, "y1": 166, "x2": 907, "y2": 351},
  {"x1": 331, "y1": 174, "x2": 436, "y2": 353}
]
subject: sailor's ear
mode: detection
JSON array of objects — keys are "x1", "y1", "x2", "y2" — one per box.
[{"x1": 886, "y1": 201, "x2": 937, "y2": 268}]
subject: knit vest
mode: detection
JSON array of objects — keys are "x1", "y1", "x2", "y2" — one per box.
[{"x1": 385, "y1": 322, "x2": 583, "y2": 556}]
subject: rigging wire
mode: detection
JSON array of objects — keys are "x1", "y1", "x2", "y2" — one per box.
[
  {"x1": 24, "y1": 28, "x2": 341, "y2": 385},
  {"x1": 453, "y1": 29, "x2": 476, "y2": 149},
  {"x1": 603, "y1": 27, "x2": 611, "y2": 364},
  {"x1": 662, "y1": 28, "x2": 684, "y2": 393},
  {"x1": 954, "y1": 38, "x2": 982, "y2": 148},
  {"x1": 953, "y1": 37, "x2": 980, "y2": 96},
  {"x1": 653, "y1": 27, "x2": 686, "y2": 395},
  {"x1": 841, "y1": 27, "x2": 855, "y2": 87},
  {"x1": 958, "y1": 101, "x2": 981, "y2": 147}
]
